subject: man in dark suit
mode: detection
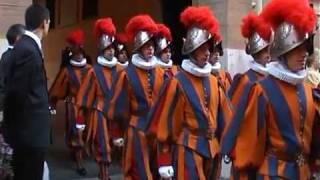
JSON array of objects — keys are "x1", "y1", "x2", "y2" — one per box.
[
  {"x1": 3, "y1": 4, "x2": 51, "y2": 180},
  {"x1": 0, "y1": 24, "x2": 25, "y2": 122}
]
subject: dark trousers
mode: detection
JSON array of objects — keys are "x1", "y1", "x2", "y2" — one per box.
[{"x1": 12, "y1": 147, "x2": 46, "y2": 180}]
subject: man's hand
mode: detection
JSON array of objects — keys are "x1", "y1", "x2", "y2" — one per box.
[{"x1": 113, "y1": 138, "x2": 124, "y2": 147}]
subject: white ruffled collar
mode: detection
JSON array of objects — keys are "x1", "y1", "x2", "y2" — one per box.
[
  {"x1": 211, "y1": 61, "x2": 221, "y2": 73},
  {"x1": 250, "y1": 60, "x2": 268, "y2": 76},
  {"x1": 157, "y1": 58, "x2": 173, "y2": 68},
  {"x1": 181, "y1": 59, "x2": 212, "y2": 77},
  {"x1": 267, "y1": 61, "x2": 306, "y2": 85},
  {"x1": 117, "y1": 61, "x2": 129, "y2": 68},
  {"x1": 131, "y1": 53, "x2": 157, "y2": 70},
  {"x1": 70, "y1": 58, "x2": 87, "y2": 67},
  {"x1": 97, "y1": 56, "x2": 117, "y2": 68}
]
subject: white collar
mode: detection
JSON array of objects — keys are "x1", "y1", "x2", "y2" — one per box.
[
  {"x1": 267, "y1": 61, "x2": 306, "y2": 85},
  {"x1": 181, "y1": 59, "x2": 212, "y2": 77},
  {"x1": 70, "y1": 58, "x2": 87, "y2": 67},
  {"x1": 25, "y1": 31, "x2": 42, "y2": 50},
  {"x1": 131, "y1": 53, "x2": 157, "y2": 70},
  {"x1": 8, "y1": 45, "x2": 13, "y2": 49},
  {"x1": 117, "y1": 61, "x2": 129, "y2": 68},
  {"x1": 157, "y1": 58, "x2": 173, "y2": 68},
  {"x1": 250, "y1": 60, "x2": 268, "y2": 76},
  {"x1": 211, "y1": 61, "x2": 221, "y2": 73},
  {"x1": 97, "y1": 56, "x2": 117, "y2": 68}
]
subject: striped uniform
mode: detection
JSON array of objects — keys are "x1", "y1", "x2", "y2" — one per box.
[
  {"x1": 108, "y1": 64, "x2": 165, "y2": 179},
  {"x1": 76, "y1": 64, "x2": 122, "y2": 164},
  {"x1": 49, "y1": 64, "x2": 92, "y2": 148},
  {"x1": 212, "y1": 69, "x2": 232, "y2": 92},
  {"x1": 163, "y1": 65, "x2": 179, "y2": 80},
  {"x1": 221, "y1": 69, "x2": 266, "y2": 179},
  {"x1": 150, "y1": 70, "x2": 232, "y2": 180},
  {"x1": 223, "y1": 75, "x2": 320, "y2": 179}
]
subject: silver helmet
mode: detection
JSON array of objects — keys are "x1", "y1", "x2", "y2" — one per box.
[
  {"x1": 270, "y1": 22, "x2": 313, "y2": 58},
  {"x1": 133, "y1": 30, "x2": 154, "y2": 52},
  {"x1": 98, "y1": 34, "x2": 115, "y2": 51},
  {"x1": 117, "y1": 43, "x2": 125, "y2": 52},
  {"x1": 156, "y1": 37, "x2": 171, "y2": 54},
  {"x1": 246, "y1": 32, "x2": 270, "y2": 55},
  {"x1": 182, "y1": 26, "x2": 212, "y2": 55}
]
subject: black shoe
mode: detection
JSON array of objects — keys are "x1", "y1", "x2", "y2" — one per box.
[{"x1": 76, "y1": 168, "x2": 87, "y2": 176}]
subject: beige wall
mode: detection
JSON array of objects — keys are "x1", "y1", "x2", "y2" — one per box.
[
  {"x1": 43, "y1": 0, "x2": 162, "y2": 87},
  {"x1": 193, "y1": 0, "x2": 252, "y2": 76},
  {"x1": 0, "y1": 0, "x2": 32, "y2": 56}
]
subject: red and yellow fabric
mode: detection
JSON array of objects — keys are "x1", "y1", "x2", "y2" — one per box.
[
  {"x1": 76, "y1": 64, "x2": 122, "y2": 163},
  {"x1": 49, "y1": 64, "x2": 92, "y2": 148},
  {"x1": 148, "y1": 70, "x2": 232, "y2": 179},
  {"x1": 212, "y1": 69, "x2": 232, "y2": 92},
  {"x1": 222, "y1": 75, "x2": 320, "y2": 179},
  {"x1": 108, "y1": 64, "x2": 165, "y2": 179}
]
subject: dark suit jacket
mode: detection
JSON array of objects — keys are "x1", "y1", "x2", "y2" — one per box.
[
  {"x1": 3, "y1": 35, "x2": 51, "y2": 149},
  {"x1": 0, "y1": 48, "x2": 14, "y2": 111}
]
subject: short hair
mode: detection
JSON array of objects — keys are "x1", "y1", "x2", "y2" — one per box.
[
  {"x1": 25, "y1": 4, "x2": 50, "y2": 31},
  {"x1": 6, "y1": 24, "x2": 25, "y2": 46}
]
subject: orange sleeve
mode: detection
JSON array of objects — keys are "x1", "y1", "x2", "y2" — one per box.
[
  {"x1": 49, "y1": 68, "x2": 68, "y2": 108},
  {"x1": 155, "y1": 78, "x2": 185, "y2": 166},
  {"x1": 76, "y1": 69, "x2": 97, "y2": 110},
  {"x1": 217, "y1": 86, "x2": 233, "y2": 140},
  {"x1": 221, "y1": 84, "x2": 267, "y2": 169},
  {"x1": 107, "y1": 70, "x2": 131, "y2": 135}
]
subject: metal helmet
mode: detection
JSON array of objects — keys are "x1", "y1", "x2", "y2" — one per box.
[
  {"x1": 133, "y1": 30, "x2": 154, "y2": 52},
  {"x1": 246, "y1": 32, "x2": 270, "y2": 55},
  {"x1": 117, "y1": 43, "x2": 125, "y2": 52},
  {"x1": 98, "y1": 34, "x2": 115, "y2": 51},
  {"x1": 182, "y1": 26, "x2": 212, "y2": 55},
  {"x1": 270, "y1": 22, "x2": 313, "y2": 58},
  {"x1": 156, "y1": 37, "x2": 171, "y2": 54}
]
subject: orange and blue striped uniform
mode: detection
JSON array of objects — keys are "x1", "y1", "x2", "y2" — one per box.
[
  {"x1": 212, "y1": 69, "x2": 232, "y2": 92},
  {"x1": 108, "y1": 63, "x2": 165, "y2": 179},
  {"x1": 148, "y1": 70, "x2": 232, "y2": 180},
  {"x1": 221, "y1": 69, "x2": 266, "y2": 178},
  {"x1": 76, "y1": 63, "x2": 122, "y2": 164},
  {"x1": 49, "y1": 64, "x2": 92, "y2": 148},
  {"x1": 222, "y1": 75, "x2": 320, "y2": 179},
  {"x1": 228, "y1": 69, "x2": 265, "y2": 106}
]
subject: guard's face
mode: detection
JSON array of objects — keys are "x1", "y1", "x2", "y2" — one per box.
[
  {"x1": 160, "y1": 47, "x2": 172, "y2": 63},
  {"x1": 71, "y1": 46, "x2": 84, "y2": 61},
  {"x1": 103, "y1": 45, "x2": 115, "y2": 60},
  {"x1": 285, "y1": 43, "x2": 308, "y2": 72},
  {"x1": 140, "y1": 40, "x2": 155, "y2": 60},
  {"x1": 118, "y1": 50, "x2": 128, "y2": 63},
  {"x1": 254, "y1": 46, "x2": 271, "y2": 66},
  {"x1": 209, "y1": 51, "x2": 219, "y2": 65},
  {"x1": 191, "y1": 42, "x2": 210, "y2": 68}
]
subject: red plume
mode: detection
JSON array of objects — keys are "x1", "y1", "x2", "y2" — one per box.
[
  {"x1": 66, "y1": 29, "x2": 84, "y2": 46},
  {"x1": 260, "y1": 0, "x2": 316, "y2": 36},
  {"x1": 125, "y1": 14, "x2": 158, "y2": 42},
  {"x1": 241, "y1": 12, "x2": 272, "y2": 41},
  {"x1": 157, "y1": 23, "x2": 172, "y2": 42},
  {"x1": 180, "y1": 6, "x2": 220, "y2": 41},
  {"x1": 116, "y1": 33, "x2": 129, "y2": 44},
  {"x1": 94, "y1": 18, "x2": 116, "y2": 38}
]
